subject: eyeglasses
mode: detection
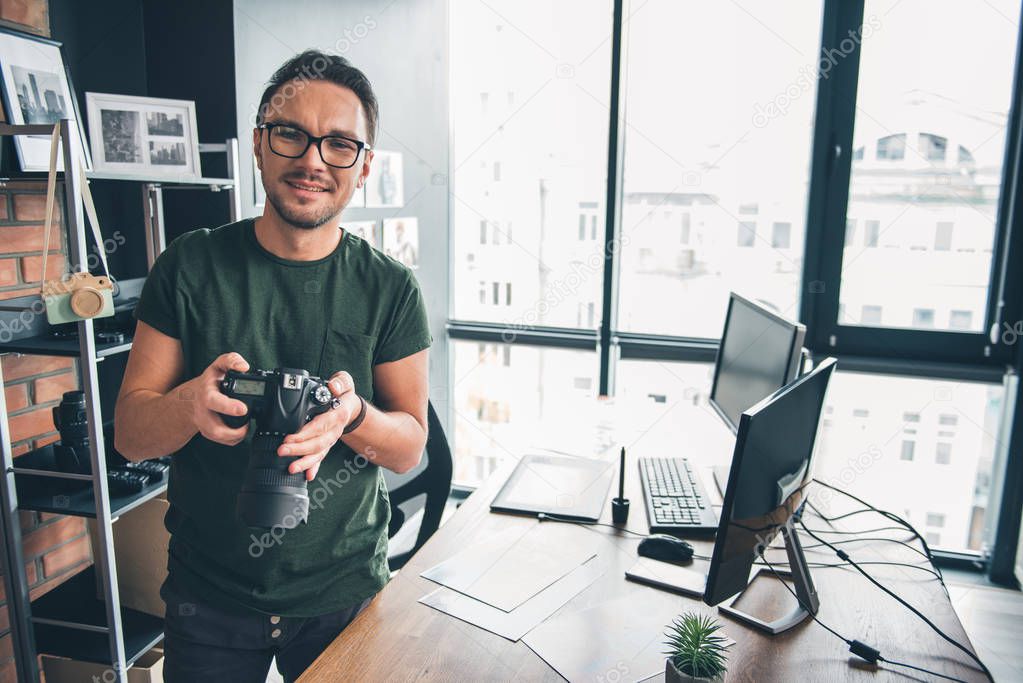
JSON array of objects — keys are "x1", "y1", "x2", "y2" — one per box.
[{"x1": 258, "y1": 122, "x2": 371, "y2": 169}]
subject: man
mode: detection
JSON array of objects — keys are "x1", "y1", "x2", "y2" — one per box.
[{"x1": 114, "y1": 50, "x2": 431, "y2": 682}]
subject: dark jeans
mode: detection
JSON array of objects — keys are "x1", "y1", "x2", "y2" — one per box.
[{"x1": 160, "y1": 574, "x2": 373, "y2": 683}]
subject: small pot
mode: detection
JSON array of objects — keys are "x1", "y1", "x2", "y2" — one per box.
[{"x1": 665, "y1": 658, "x2": 724, "y2": 683}]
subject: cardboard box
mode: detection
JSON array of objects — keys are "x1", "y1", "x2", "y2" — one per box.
[
  {"x1": 88, "y1": 498, "x2": 170, "y2": 618},
  {"x1": 42, "y1": 647, "x2": 164, "y2": 683}
]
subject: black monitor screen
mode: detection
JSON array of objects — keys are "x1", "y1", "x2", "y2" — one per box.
[
  {"x1": 710, "y1": 293, "x2": 805, "y2": 433},
  {"x1": 704, "y1": 357, "x2": 836, "y2": 607}
]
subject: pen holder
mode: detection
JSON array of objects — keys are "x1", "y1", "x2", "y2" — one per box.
[{"x1": 611, "y1": 497, "x2": 630, "y2": 524}]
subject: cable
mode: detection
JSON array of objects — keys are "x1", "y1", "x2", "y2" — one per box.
[
  {"x1": 536, "y1": 513, "x2": 713, "y2": 561},
  {"x1": 757, "y1": 558, "x2": 944, "y2": 582},
  {"x1": 798, "y1": 536, "x2": 932, "y2": 562},
  {"x1": 881, "y1": 658, "x2": 972, "y2": 682},
  {"x1": 799, "y1": 521, "x2": 992, "y2": 682},
  {"x1": 802, "y1": 525, "x2": 911, "y2": 536},
  {"x1": 811, "y1": 479, "x2": 939, "y2": 568},
  {"x1": 536, "y1": 512, "x2": 650, "y2": 538},
  {"x1": 759, "y1": 554, "x2": 850, "y2": 642},
  {"x1": 759, "y1": 554, "x2": 968, "y2": 683}
]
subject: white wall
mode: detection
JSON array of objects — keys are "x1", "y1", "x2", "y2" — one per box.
[{"x1": 233, "y1": 0, "x2": 451, "y2": 434}]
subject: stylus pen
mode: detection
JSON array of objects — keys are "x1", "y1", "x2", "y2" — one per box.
[{"x1": 618, "y1": 446, "x2": 625, "y2": 500}]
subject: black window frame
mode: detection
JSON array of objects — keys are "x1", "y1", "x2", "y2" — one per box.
[{"x1": 446, "y1": 0, "x2": 1023, "y2": 582}]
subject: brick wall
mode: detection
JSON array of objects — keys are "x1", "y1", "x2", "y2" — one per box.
[{"x1": 1, "y1": 183, "x2": 93, "y2": 681}]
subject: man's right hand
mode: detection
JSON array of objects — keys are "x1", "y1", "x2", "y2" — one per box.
[{"x1": 184, "y1": 352, "x2": 252, "y2": 446}]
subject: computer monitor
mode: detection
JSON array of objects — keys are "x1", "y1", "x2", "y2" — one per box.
[
  {"x1": 703, "y1": 357, "x2": 836, "y2": 635},
  {"x1": 709, "y1": 293, "x2": 806, "y2": 434}
]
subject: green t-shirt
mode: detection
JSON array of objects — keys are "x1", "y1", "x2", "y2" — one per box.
[{"x1": 134, "y1": 218, "x2": 432, "y2": 617}]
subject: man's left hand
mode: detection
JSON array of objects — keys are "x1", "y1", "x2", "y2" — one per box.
[{"x1": 277, "y1": 371, "x2": 360, "y2": 481}]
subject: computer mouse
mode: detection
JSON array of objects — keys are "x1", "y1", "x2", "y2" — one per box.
[{"x1": 637, "y1": 534, "x2": 695, "y2": 563}]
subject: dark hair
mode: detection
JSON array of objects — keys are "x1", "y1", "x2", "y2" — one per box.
[{"x1": 257, "y1": 49, "x2": 379, "y2": 145}]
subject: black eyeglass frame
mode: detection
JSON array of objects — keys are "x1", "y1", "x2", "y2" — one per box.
[{"x1": 257, "y1": 122, "x2": 372, "y2": 169}]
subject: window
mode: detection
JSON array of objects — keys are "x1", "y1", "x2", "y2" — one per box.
[
  {"x1": 680, "y1": 213, "x2": 691, "y2": 244},
  {"x1": 737, "y1": 222, "x2": 756, "y2": 247},
  {"x1": 771, "y1": 222, "x2": 791, "y2": 249},
  {"x1": 451, "y1": 0, "x2": 612, "y2": 326},
  {"x1": 616, "y1": 1, "x2": 823, "y2": 337},
  {"x1": 935, "y1": 442, "x2": 952, "y2": 465},
  {"x1": 492, "y1": 282, "x2": 499, "y2": 305},
  {"x1": 578, "y1": 214, "x2": 586, "y2": 240},
  {"x1": 615, "y1": 359, "x2": 714, "y2": 408},
  {"x1": 875, "y1": 134, "x2": 906, "y2": 160},
  {"x1": 934, "y1": 222, "x2": 953, "y2": 251},
  {"x1": 900, "y1": 440, "x2": 915, "y2": 461},
  {"x1": 452, "y1": 341, "x2": 597, "y2": 486},
  {"x1": 912, "y1": 308, "x2": 935, "y2": 328},
  {"x1": 903, "y1": 412, "x2": 920, "y2": 423},
  {"x1": 925, "y1": 532, "x2": 941, "y2": 546},
  {"x1": 926, "y1": 513, "x2": 946, "y2": 528},
  {"x1": 590, "y1": 215, "x2": 598, "y2": 240},
  {"x1": 478, "y1": 281, "x2": 486, "y2": 304},
  {"x1": 845, "y1": 219, "x2": 856, "y2": 247},
  {"x1": 814, "y1": 371, "x2": 1003, "y2": 552},
  {"x1": 852, "y1": 408, "x2": 870, "y2": 418},
  {"x1": 919, "y1": 133, "x2": 947, "y2": 162},
  {"x1": 864, "y1": 220, "x2": 880, "y2": 248},
  {"x1": 838, "y1": 0, "x2": 1018, "y2": 334},
  {"x1": 505, "y1": 282, "x2": 512, "y2": 306},
  {"x1": 938, "y1": 414, "x2": 958, "y2": 427},
  {"x1": 861, "y1": 305, "x2": 883, "y2": 326},
  {"x1": 949, "y1": 310, "x2": 973, "y2": 330}
]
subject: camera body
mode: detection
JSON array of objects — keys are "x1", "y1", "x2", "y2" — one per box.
[
  {"x1": 220, "y1": 368, "x2": 340, "y2": 529},
  {"x1": 43, "y1": 272, "x2": 114, "y2": 324},
  {"x1": 220, "y1": 368, "x2": 338, "y2": 433}
]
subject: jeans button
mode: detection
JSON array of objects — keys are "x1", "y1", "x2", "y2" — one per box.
[
  {"x1": 271, "y1": 628, "x2": 282, "y2": 639},
  {"x1": 270, "y1": 615, "x2": 281, "y2": 624}
]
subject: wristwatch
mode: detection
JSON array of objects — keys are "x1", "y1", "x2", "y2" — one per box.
[{"x1": 342, "y1": 395, "x2": 368, "y2": 435}]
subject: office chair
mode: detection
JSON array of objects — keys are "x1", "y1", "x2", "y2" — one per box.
[{"x1": 385, "y1": 401, "x2": 452, "y2": 571}]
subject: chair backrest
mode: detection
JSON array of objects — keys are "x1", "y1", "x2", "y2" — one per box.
[{"x1": 384, "y1": 400, "x2": 452, "y2": 571}]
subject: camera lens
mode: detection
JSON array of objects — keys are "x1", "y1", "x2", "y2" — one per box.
[{"x1": 53, "y1": 391, "x2": 90, "y2": 449}]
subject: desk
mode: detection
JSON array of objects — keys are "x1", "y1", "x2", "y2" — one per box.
[{"x1": 300, "y1": 400, "x2": 985, "y2": 682}]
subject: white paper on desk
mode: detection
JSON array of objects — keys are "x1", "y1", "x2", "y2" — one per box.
[
  {"x1": 420, "y1": 522, "x2": 602, "y2": 612},
  {"x1": 419, "y1": 555, "x2": 606, "y2": 641},
  {"x1": 522, "y1": 589, "x2": 692, "y2": 683}
]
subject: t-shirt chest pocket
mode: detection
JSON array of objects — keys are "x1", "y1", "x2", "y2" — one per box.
[{"x1": 318, "y1": 329, "x2": 377, "y2": 403}]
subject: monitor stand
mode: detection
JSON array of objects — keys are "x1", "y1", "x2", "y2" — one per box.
[{"x1": 718, "y1": 523, "x2": 819, "y2": 635}]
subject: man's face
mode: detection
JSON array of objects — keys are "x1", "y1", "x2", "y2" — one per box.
[{"x1": 253, "y1": 80, "x2": 373, "y2": 230}]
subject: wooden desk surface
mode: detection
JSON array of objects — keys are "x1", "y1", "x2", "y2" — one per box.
[{"x1": 300, "y1": 401, "x2": 986, "y2": 682}]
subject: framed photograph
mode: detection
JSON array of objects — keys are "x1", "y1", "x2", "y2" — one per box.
[
  {"x1": 85, "y1": 92, "x2": 200, "y2": 179},
  {"x1": 365, "y1": 150, "x2": 404, "y2": 208},
  {"x1": 345, "y1": 220, "x2": 377, "y2": 249},
  {"x1": 383, "y1": 217, "x2": 419, "y2": 269},
  {"x1": 0, "y1": 27, "x2": 91, "y2": 172}
]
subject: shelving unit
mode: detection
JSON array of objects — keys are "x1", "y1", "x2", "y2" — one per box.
[{"x1": 0, "y1": 120, "x2": 241, "y2": 683}]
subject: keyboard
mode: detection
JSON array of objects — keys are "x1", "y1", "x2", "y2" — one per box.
[{"x1": 638, "y1": 457, "x2": 718, "y2": 534}]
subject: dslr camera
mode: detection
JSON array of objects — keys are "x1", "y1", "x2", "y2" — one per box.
[{"x1": 220, "y1": 368, "x2": 340, "y2": 529}]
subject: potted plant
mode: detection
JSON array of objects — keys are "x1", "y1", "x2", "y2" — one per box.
[{"x1": 663, "y1": 611, "x2": 730, "y2": 683}]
